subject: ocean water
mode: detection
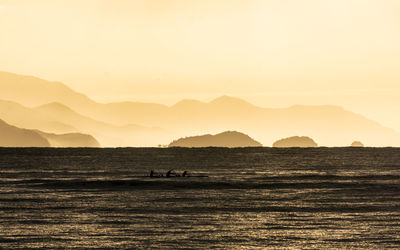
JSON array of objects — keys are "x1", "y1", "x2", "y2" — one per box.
[{"x1": 0, "y1": 147, "x2": 400, "y2": 249}]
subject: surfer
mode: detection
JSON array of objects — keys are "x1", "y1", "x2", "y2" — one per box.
[{"x1": 182, "y1": 171, "x2": 188, "y2": 177}]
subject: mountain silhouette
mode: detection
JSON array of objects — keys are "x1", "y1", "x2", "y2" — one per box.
[
  {"x1": 0, "y1": 71, "x2": 169, "y2": 129},
  {"x1": 0, "y1": 99, "x2": 167, "y2": 146},
  {"x1": 35, "y1": 102, "x2": 167, "y2": 146},
  {"x1": 0, "y1": 71, "x2": 93, "y2": 109},
  {"x1": 209, "y1": 95, "x2": 256, "y2": 109},
  {"x1": 273, "y1": 136, "x2": 318, "y2": 148},
  {"x1": 0, "y1": 119, "x2": 50, "y2": 147},
  {"x1": 0, "y1": 99, "x2": 77, "y2": 133},
  {"x1": 1, "y1": 71, "x2": 400, "y2": 146},
  {"x1": 169, "y1": 131, "x2": 262, "y2": 148},
  {"x1": 0, "y1": 119, "x2": 100, "y2": 147},
  {"x1": 35, "y1": 130, "x2": 100, "y2": 147}
]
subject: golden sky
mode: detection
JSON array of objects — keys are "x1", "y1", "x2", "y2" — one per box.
[{"x1": 1, "y1": 0, "x2": 400, "y2": 129}]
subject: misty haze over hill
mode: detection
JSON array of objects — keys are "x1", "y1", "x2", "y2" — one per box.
[
  {"x1": 0, "y1": 98, "x2": 166, "y2": 147},
  {"x1": 0, "y1": 71, "x2": 399, "y2": 147}
]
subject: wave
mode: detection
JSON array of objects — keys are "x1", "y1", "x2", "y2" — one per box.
[{"x1": 22, "y1": 177, "x2": 400, "y2": 191}]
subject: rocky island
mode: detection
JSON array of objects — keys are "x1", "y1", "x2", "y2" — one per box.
[
  {"x1": 168, "y1": 131, "x2": 262, "y2": 148},
  {"x1": 273, "y1": 136, "x2": 318, "y2": 148}
]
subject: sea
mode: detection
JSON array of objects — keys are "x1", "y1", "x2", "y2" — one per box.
[{"x1": 0, "y1": 147, "x2": 399, "y2": 249}]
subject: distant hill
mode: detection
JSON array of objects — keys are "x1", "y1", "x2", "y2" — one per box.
[
  {"x1": 0, "y1": 119, "x2": 100, "y2": 147},
  {"x1": 273, "y1": 136, "x2": 318, "y2": 148},
  {"x1": 0, "y1": 99, "x2": 167, "y2": 146},
  {"x1": 0, "y1": 71, "x2": 169, "y2": 125},
  {"x1": 0, "y1": 99, "x2": 77, "y2": 134},
  {"x1": 1, "y1": 71, "x2": 400, "y2": 146},
  {"x1": 351, "y1": 141, "x2": 364, "y2": 147},
  {"x1": 0, "y1": 119, "x2": 50, "y2": 147},
  {"x1": 165, "y1": 98, "x2": 399, "y2": 147},
  {"x1": 34, "y1": 102, "x2": 168, "y2": 147},
  {"x1": 35, "y1": 131, "x2": 100, "y2": 147},
  {"x1": 0, "y1": 71, "x2": 94, "y2": 111},
  {"x1": 169, "y1": 131, "x2": 262, "y2": 148}
]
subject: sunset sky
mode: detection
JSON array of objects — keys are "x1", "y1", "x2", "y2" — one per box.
[{"x1": 1, "y1": 0, "x2": 400, "y2": 130}]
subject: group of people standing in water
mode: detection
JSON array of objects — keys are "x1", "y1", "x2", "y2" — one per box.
[{"x1": 149, "y1": 169, "x2": 189, "y2": 178}]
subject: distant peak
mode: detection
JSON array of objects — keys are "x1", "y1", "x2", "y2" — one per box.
[
  {"x1": 171, "y1": 99, "x2": 205, "y2": 108},
  {"x1": 0, "y1": 71, "x2": 76, "y2": 91},
  {"x1": 209, "y1": 96, "x2": 254, "y2": 107}
]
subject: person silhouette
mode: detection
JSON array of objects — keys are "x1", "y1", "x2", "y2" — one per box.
[
  {"x1": 166, "y1": 169, "x2": 173, "y2": 177},
  {"x1": 150, "y1": 170, "x2": 154, "y2": 177},
  {"x1": 182, "y1": 171, "x2": 188, "y2": 177}
]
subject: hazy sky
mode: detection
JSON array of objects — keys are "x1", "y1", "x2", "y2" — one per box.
[{"x1": 1, "y1": 0, "x2": 400, "y2": 129}]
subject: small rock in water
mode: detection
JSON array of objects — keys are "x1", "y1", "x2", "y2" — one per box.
[{"x1": 351, "y1": 141, "x2": 364, "y2": 147}]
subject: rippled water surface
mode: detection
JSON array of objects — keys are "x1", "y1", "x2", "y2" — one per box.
[{"x1": 1, "y1": 147, "x2": 400, "y2": 248}]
